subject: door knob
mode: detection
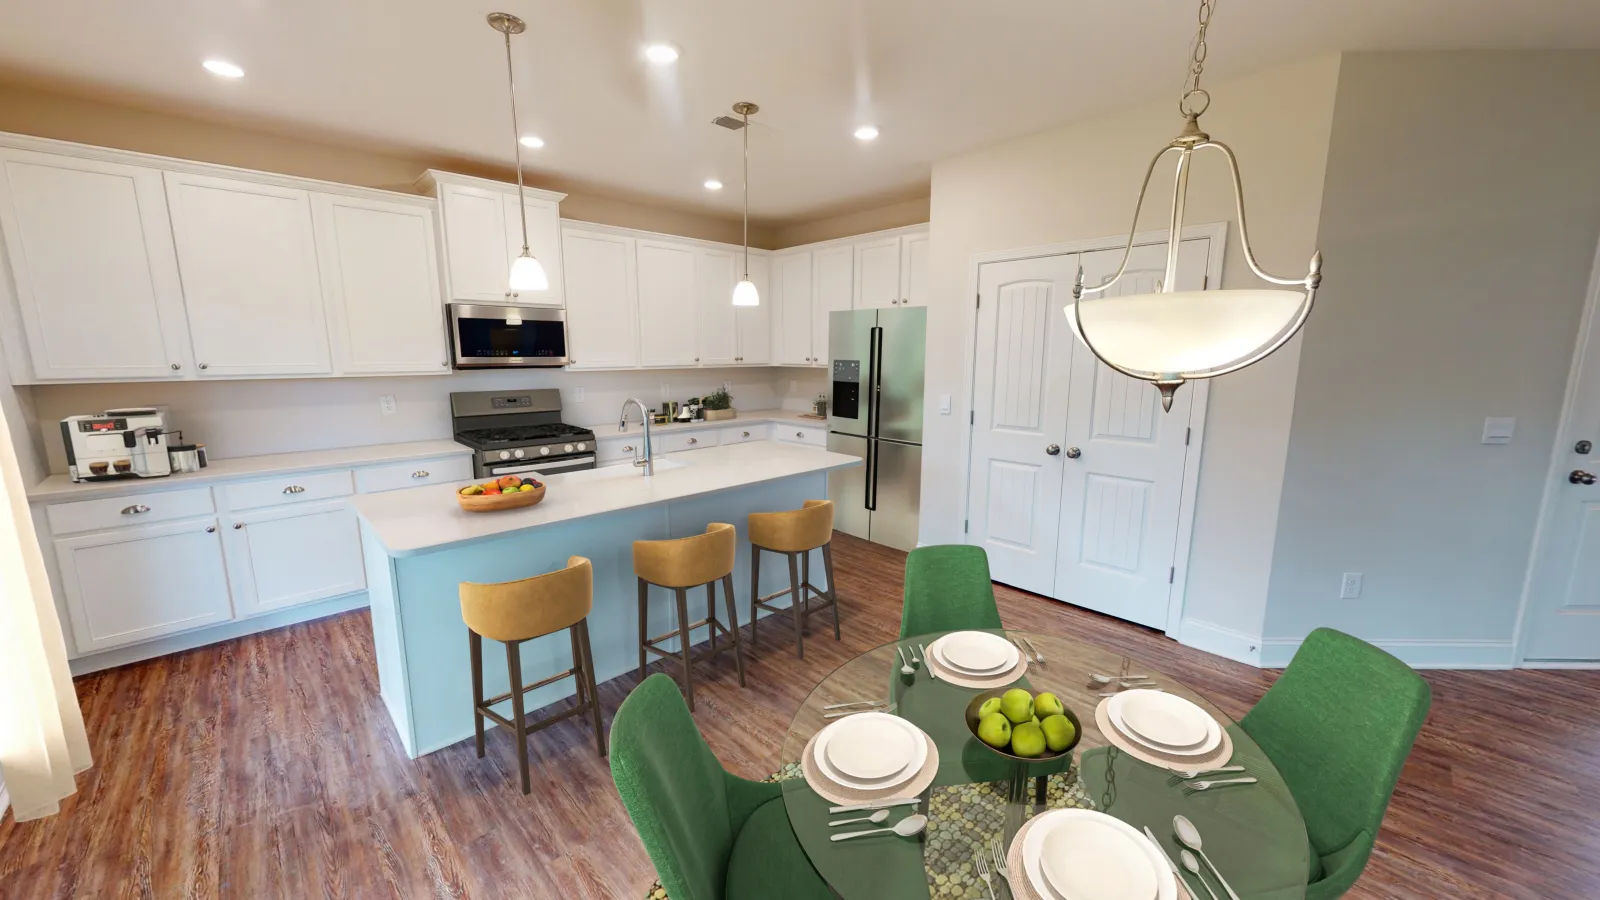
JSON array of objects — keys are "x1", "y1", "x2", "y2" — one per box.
[
  {"x1": 1572, "y1": 470, "x2": 1597, "y2": 485},
  {"x1": 1065, "y1": 447, "x2": 1082, "y2": 459},
  {"x1": 1046, "y1": 444, "x2": 1061, "y2": 456}
]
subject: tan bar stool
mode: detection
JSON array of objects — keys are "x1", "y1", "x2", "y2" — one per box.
[
  {"x1": 460, "y1": 556, "x2": 605, "y2": 795},
  {"x1": 748, "y1": 500, "x2": 838, "y2": 658},
  {"x1": 634, "y1": 523, "x2": 745, "y2": 712}
]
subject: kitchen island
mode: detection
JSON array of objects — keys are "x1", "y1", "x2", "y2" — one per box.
[{"x1": 354, "y1": 440, "x2": 863, "y2": 758}]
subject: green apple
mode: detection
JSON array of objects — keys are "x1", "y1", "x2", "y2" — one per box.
[
  {"x1": 1042, "y1": 714, "x2": 1077, "y2": 752},
  {"x1": 1011, "y1": 722, "x2": 1047, "y2": 758},
  {"x1": 977, "y1": 712, "x2": 1012, "y2": 749},
  {"x1": 1000, "y1": 688, "x2": 1034, "y2": 725},
  {"x1": 978, "y1": 697, "x2": 1003, "y2": 720},
  {"x1": 1034, "y1": 692, "x2": 1066, "y2": 718}
]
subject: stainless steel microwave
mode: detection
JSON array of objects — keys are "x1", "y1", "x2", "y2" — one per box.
[{"x1": 448, "y1": 303, "x2": 569, "y2": 368}]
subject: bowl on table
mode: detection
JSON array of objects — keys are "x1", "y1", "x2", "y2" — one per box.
[
  {"x1": 964, "y1": 687, "x2": 1082, "y2": 763},
  {"x1": 455, "y1": 476, "x2": 546, "y2": 512}
]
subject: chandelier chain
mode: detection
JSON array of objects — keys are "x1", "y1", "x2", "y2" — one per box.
[{"x1": 1180, "y1": 0, "x2": 1215, "y2": 118}]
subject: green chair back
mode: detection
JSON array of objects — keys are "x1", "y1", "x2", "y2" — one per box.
[
  {"x1": 899, "y1": 545, "x2": 1003, "y2": 638},
  {"x1": 610, "y1": 674, "x2": 737, "y2": 900},
  {"x1": 1240, "y1": 628, "x2": 1431, "y2": 899}
]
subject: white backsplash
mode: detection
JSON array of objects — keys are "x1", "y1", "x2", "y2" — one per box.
[{"x1": 29, "y1": 367, "x2": 824, "y2": 475}]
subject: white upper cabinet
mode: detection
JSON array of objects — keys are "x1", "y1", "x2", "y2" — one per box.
[
  {"x1": 901, "y1": 232, "x2": 930, "y2": 307},
  {"x1": 164, "y1": 172, "x2": 331, "y2": 377},
  {"x1": 696, "y1": 248, "x2": 739, "y2": 366},
  {"x1": 854, "y1": 236, "x2": 902, "y2": 309},
  {"x1": 637, "y1": 239, "x2": 699, "y2": 367},
  {"x1": 503, "y1": 194, "x2": 563, "y2": 306},
  {"x1": 562, "y1": 227, "x2": 639, "y2": 369},
  {"x1": 813, "y1": 245, "x2": 855, "y2": 367},
  {"x1": 0, "y1": 150, "x2": 193, "y2": 380},
  {"x1": 735, "y1": 255, "x2": 771, "y2": 365},
  {"x1": 312, "y1": 194, "x2": 447, "y2": 375},
  {"x1": 772, "y1": 252, "x2": 814, "y2": 366},
  {"x1": 421, "y1": 171, "x2": 564, "y2": 307}
]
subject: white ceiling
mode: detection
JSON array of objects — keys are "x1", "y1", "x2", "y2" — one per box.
[{"x1": 2, "y1": 1, "x2": 1599, "y2": 223}]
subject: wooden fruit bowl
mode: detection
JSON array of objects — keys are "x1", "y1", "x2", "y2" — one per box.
[{"x1": 456, "y1": 483, "x2": 546, "y2": 513}]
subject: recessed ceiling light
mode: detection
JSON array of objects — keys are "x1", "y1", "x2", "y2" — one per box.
[
  {"x1": 202, "y1": 59, "x2": 245, "y2": 79},
  {"x1": 854, "y1": 125, "x2": 880, "y2": 142},
  {"x1": 519, "y1": 135, "x2": 545, "y2": 149},
  {"x1": 704, "y1": 179, "x2": 723, "y2": 191},
  {"x1": 644, "y1": 43, "x2": 680, "y2": 65}
]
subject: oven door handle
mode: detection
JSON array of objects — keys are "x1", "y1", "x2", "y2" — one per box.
[{"x1": 486, "y1": 456, "x2": 595, "y2": 476}]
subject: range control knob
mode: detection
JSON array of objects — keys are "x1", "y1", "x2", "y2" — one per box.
[
  {"x1": 539, "y1": 446, "x2": 551, "y2": 456},
  {"x1": 576, "y1": 442, "x2": 587, "y2": 452},
  {"x1": 513, "y1": 448, "x2": 525, "y2": 459},
  {"x1": 563, "y1": 443, "x2": 574, "y2": 453},
  {"x1": 498, "y1": 450, "x2": 511, "y2": 461}
]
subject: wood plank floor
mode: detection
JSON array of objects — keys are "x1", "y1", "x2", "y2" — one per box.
[{"x1": 2, "y1": 533, "x2": 1597, "y2": 899}]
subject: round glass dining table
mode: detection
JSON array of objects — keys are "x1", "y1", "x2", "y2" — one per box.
[{"x1": 779, "y1": 630, "x2": 1310, "y2": 900}]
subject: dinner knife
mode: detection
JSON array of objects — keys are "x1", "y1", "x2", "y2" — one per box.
[
  {"x1": 1143, "y1": 825, "x2": 1195, "y2": 894},
  {"x1": 827, "y1": 798, "x2": 921, "y2": 815}
]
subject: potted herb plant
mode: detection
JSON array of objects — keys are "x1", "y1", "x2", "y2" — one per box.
[{"x1": 702, "y1": 387, "x2": 736, "y2": 421}]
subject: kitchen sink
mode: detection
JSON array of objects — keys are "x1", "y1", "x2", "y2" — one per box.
[{"x1": 555, "y1": 457, "x2": 689, "y2": 483}]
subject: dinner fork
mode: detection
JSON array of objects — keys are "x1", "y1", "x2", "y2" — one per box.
[
  {"x1": 1181, "y1": 776, "x2": 1258, "y2": 796},
  {"x1": 989, "y1": 837, "x2": 1010, "y2": 891},
  {"x1": 975, "y1": 848, "x2": 997, "y2": 900},
  {"x1": 1019, "y1": 635, "x2": 1046, "y2": 665},
  {"x1": 1165, "y1": 765, "x2": 1246, "y2": 786}
]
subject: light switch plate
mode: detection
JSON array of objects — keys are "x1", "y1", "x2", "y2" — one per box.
[
  {"x1": 1482, "y1": 417, "x2": 1516, "y2": 444},
  {"x1": 939, "y1": 394, "x2": 952, "y2": 414},
  {"x1": 573, "y1": 387, "x2": 585, "y2": 403}
]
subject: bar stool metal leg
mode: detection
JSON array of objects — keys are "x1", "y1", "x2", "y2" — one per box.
[
  {"x1": 748, "y1": 545, "x2": 762, "y2": 651},
  {"x1": 506, "y1": 641, "x2": 531, "y2": 795},
  {"x1": 822, "y1": 541, "x2": 840, "y2": 640},
  {"x1": 469, "y1": 630, "x2": 486, "y2": 758},
  {"x1": 721, "y1": 573, "x2": 746, "y2": 686},
  {"x1": 674, "y1": 586, "x2": 695, "y2": 711},
  {"x1": 787, "y1": 551, "x2": 804, "y2": 659},
  {"x1": 637, "y1": 577, "x2": 649, "y2": 681}
]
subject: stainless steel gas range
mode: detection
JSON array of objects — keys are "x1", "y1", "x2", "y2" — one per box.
[{"x1": 450, "y1": 389, "x2": 598, "y2": 479}]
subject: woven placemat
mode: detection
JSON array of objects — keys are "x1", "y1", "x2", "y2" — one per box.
[
  {"x1": 921, "y1": 770, "x2": 1094, "y2": 899},
  {"x1": 800, "y1": 727, "x2": 940, "y2": 806},
  {"x1": 1005, "y1": 810, "x2": 1193, "y2": 900},
  {"x1": 923, "y1": 639, "x2": 1029, "y2": 690},
  {"x1": 1093, "y1": 699, "x2": 1234, "y2": 773}
]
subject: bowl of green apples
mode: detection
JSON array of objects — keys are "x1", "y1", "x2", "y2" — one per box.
[{"x1": 964, "y1": 687, "x2": 1082, "y2": 762}]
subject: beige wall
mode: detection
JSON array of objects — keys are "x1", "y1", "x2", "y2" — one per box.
[
  {"x1": 1263, "y1": 51, "x2": 1600, "y2": 661},
  {"x1": 924, "y1": 55, "x2": 1342, "y2": 643},
  {"x1": 771, "y1": 196, "x2": 930, "y2": 249}
]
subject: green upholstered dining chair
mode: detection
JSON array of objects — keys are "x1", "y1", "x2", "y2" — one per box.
[
  {"x1": 610, "y1": 674, "x2": 833, "y2": 900},
  {"x1": 1240, "y1": 628, "x2": 1431, "y2": 900},
  {"x1": 899, "y1": 544, "x2": 1002, "y2": 638}
]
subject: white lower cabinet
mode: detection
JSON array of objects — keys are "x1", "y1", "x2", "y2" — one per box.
[
  {"x1": 222, "y1": 499, "x2": 366, "y2": 618},
  {"x1": 55, "y1": 517, "x2": 235, "y2": 653}
]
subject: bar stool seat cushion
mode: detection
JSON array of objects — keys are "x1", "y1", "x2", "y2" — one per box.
[
  {"x1": 748, "y1": 500, "x2": 834, "y2": 553},
  {"x1": 724, "y1": 797, "x2": 834, "y2": 900},
  {"x1": 634, "y1": 523, "x2": 737, "y2": 588},
  {"x1": 461, "y1": 556, "x2": 592, "y2": 643}
]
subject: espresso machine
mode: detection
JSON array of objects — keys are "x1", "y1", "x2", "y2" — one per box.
[{"x1": 61, "y1": 408, "x2": 174, "y2": 482}]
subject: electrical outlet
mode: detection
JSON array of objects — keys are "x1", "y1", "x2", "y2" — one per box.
[
  {"x1": 573, "y1": 387, "x2": 585, "y2": 403},
  {"x1": 1339, "y1": 572, "x2": 1362, "y2": 600},
  {"x1": 378, "y1": 395, "x2": 396, "y2": 416}
]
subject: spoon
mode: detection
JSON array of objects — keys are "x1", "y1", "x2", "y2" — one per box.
[
  {"x1": 1173, "y1": 815, "x2": 1241, "y2": 900},
  {"x1": 1180, "y1": 850, "x2": 1220, "y2": 900},
  {"x1": 830, "y1": 813, "x2": 928, "y2": 842},
  {"x1": 898, "y1": 647, "x2": 915, "y2": 676},
  {"x1": 829, "y1": 809, "x2": 890, "y2": 828},
  {"x1": 909, "y1": 644, "x2": 921, "y2": 665}
]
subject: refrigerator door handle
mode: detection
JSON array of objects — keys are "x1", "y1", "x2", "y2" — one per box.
[
  {"x1": 866, "y1": 439, "x2": 878, "y2": 511},
  {"x1": 869, "y1": 325, "x2": 884, "y2": 440}
]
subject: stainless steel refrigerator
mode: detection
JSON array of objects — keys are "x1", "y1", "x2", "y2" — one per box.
[{"x1": 827, "y1": 307, "x2": 927, "y2": 552}]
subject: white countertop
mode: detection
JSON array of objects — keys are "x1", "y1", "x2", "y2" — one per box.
[
  {"x1": 604, "y1": 407, "x2": 826, "y2": 439},
  {"x1": 28, "y1": 440, "x2": 473, "y2": 503},
  {"x1": 353, "y1": 440, "x2": 861, "y2": 557}
]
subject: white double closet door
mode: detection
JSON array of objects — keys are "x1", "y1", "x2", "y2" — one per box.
[{"x1": 967, "y1": 239, "x2": 1210, "y2": 629}]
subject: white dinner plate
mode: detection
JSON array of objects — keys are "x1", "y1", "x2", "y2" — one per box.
[
  {"x1": 933, "y1": 631, "x2": 1019, "y2": 674},
  {"x1": 1023, "y1": 809, "x2": 1176, "y2": 900},
  {"x1": 1109, "y1": 690, "x2": 1221, "y2": 756},
  {"x1": 813, "y1": 714, "x2": 927, "y2": 790},
  {"x1": 930, "y1": 638, "x2": 1015, "y2": 676}
]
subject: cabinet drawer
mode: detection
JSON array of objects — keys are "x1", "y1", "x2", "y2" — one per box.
[
  {"x1": 597, "y1": 435, "x2": 644, "y2": 465},
  {"x1": 46, "y1": 487, "x2": 216, "y2": 535},
  {"x1": 776, "y1": 425, "x2": 828, "y2": 447},
  {"x1": 355, "y1": 456, "x2": 473, "y2": 494},
  {"x1": 719, "y1": 425, "x2": 767, "y2": 445},
  {"x1": 658, "y1": 431, "x2": 715, "y2": 454},
  {"x1": 223, "y1": 469, "x2": 354, "y2": 511}
]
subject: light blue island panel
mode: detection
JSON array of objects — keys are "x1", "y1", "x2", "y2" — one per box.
[{"x1": 366, "y1": 472, "x2": 830, "y2": 758}]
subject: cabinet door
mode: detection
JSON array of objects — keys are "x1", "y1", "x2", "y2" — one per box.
[
  {"x1": 562, "y1": 227, "x2": 638, "y2": 369},
  {"x1": 222, "y1": 499, "x2": 366, "y2": 617},
  {"x1": 696, "y1": 248, "x2": 738, "y2": 366},
  {"x1": 813, "y1": 245, "x2": 854, "y2": 367},
  {"x1": 164, "y1": 172, "x2": 331, "y2": 376},
  {"x1": 854, "y1": 236, "x2": 902, "y2": 309},
  {"x1": 636, "y1": 240, "x2": 699, "y2": 367},
  {"x1": 55, "y1": 517, "x2": 233, "y2": 653},
  {"x1": 900, "y1": 231, "x2": 930, "y2": 307},
  {"x1": 312, "y1": 194, "x2": 448, "y2": 375},
  {"x1": 735, "y1": 254, "x2": 771, "y2": 365},
  {"x1": 438, "y1": 183, "x2": 511, "y2": 303},
  {"x1": 772, "y1": 252, "x2": 814, "y2": 365},
  {"x1": 503, "y1": 194, "x2": 564, "y2": 306},
  {"x1": 0, "y1": 150, "x2": 192, "y2": 380}
]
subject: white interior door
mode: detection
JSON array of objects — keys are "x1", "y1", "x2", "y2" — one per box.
[
  {"x1": 1052, "y1": 240, "x2": 1208, "y2": 628},
  {"x1": 1523, "y1": 239, "x2": 1600, "y2": 660},
  {"x1": 967, "y1": 255, "x2": 1080, "y2": 595}
]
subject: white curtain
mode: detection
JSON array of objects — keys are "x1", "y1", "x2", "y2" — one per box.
[{"x1": 0, "y1": 393, "x2": 89, "y2": 821}]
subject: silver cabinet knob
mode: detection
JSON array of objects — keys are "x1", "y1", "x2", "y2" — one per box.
[
  {"x1": 1046, "y1": 444, "x2": 1061, "y2": 456},
  {"x1": 282, "y1": 485, "x2": 306, "y2": 494},
  {"x1": 688, "y1": 437, "x2": 698, "y2": 445},
  {"x1": 1066, "y1": 446, "x2": 1082, "y2": 459},
  {"x1": 623, "y1": 445, "x2": 635, "y2": 453},
  {"x1": 1572, "y1": 469, "x2": 1597, "y2": 485},
  {"x1": 233, "y1": 522, "x2": 243, "y2": 529},
  {"x1": 442, "y1": 361, "x2": 449, "y2": 367},
  {"x1": 121, "y1": 504, "x2": 151, "y2": 515},
  {"x1": 206, "y1": 525, "x2": 216, "y2": 533},
  {"x1": 171, "y1": 363, "x2": 181, "y2": 370},
  {"x1": 411, "y1": 471, "x2": 429, "y2": 478},
  {"x1": 198, "y1": 363, "x2": 209, "y2": 370},
  {"x1": 797, "y1": 431, "x2": 805, "y2": 438},
  {"x1": 742, "y1": 431, "x2": 750, "y2": 438},
  {"x1": 694, "y1": 357, "x2": 700, "y2": 362}
]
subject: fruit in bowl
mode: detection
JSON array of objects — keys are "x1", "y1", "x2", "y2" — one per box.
[
  {"x1": 459, "y1": 476, "x2": 543, "y2": 497},
  {"x1": 966, "y1": 687, "x2": 1081, "y2": 761}
]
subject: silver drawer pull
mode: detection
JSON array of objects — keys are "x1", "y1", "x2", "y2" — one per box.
[
  {"x1": 121, "y1": 504, "x2": 151, "y2": 515},
  {"x1": 742, "y1": 431, "x2": 750, "y2": 438},
  {"x1": 411, "y1": 471, "x2": 430, "y2": 479},
  {"x1": 206, "y1": 525, "x2": 216, "y2": 533},
  {"x1": 687, "y1": 438, "x2": 698, "y2": 445},
  {"x1": 623, "y1": 445, "x2": 635, "y2": 453},
  {"x1": 797, "y1": 432, "x2": 805, "y2": 438},
  {"x1": 233, "y1": 522, "x2": 243, "y2": 530},
  {"x1": 283, "y1": 485, "x2": 306, "y2": 495}
]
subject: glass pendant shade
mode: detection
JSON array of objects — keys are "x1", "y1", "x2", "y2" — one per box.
[
  {"x1": 1065, "y1": 288, "x2": 1305, "y2": 377},
  {"x1": 509, "y1": 252, "x2": 549, "y2": 292},
  {"x1": 732, "y1": 278, "x2": 760, "y2": 307}
]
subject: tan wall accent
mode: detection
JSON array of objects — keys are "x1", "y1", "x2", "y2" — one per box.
[{"x1": 771, "y1": 196, "x2": 931, "y2": 249}]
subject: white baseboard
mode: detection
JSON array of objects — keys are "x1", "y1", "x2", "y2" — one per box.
[
  {"x1": 1259, "y1": 636, "x2": 1515, "y2": 670},
  {"x1": 1178, "y1": 619, "x2": 1263, "y2": 667},
  {"x1": 68, "y1": 593, "x2": 370, "y2": 676},
  {"x1": 0, "y1": 774, "x2": 9, "y2": 823}
]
